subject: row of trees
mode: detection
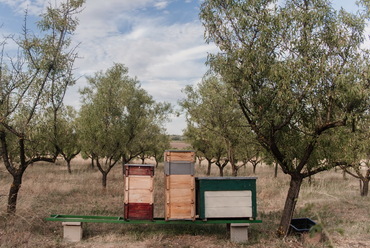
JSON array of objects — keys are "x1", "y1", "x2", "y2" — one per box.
[
  {"x1": 180, "y1": 75, "x2": 266, "y2": 177},
  {"x1": 0, "y1": 1, "x2": 171, "y2": 215}
]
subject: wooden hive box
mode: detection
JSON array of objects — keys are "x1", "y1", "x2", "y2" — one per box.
[
  {"x1": 164, "y1": 150, "x2": 195, "y2": 162},
  {"x1": 165, "y1": 175, "x2": 195, "y2": 220},
  {"x1": 195, "y1": 177, "x2": 257, "y2": 220},
  {"x1": 164, "y1": 161, "x2": 195, "y2": 175},
  {"x1": 124, "y1": 164, "x2": 154, "y2": 176},
  {"x1": 124, "y1": 164, "x2": 154, "y2": 220}
]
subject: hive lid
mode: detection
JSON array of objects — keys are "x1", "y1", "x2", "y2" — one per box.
[
  {"x1": 124, "y1": 164, "x2": 155, "y2": 167},
  {"x1": 196, "y1": 177, "x2": 258, "y2": 180}
]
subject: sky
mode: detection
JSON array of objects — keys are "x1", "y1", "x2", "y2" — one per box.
[{"x1": 0, "y1": 0, "x2": 364, "y2": 135}]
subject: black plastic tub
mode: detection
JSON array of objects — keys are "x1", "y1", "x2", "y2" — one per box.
[{"x1": 290, "y1": 218, "x2": 316, "y2": 232}]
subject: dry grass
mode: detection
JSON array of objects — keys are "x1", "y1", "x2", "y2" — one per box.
[{"x1": 0, "y1": 157, "x2": 369, "y2": 248}]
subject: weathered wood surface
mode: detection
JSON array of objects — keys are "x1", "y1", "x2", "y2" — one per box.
[
  {"x1": 165, "y1": 175, "x2": 195, "y2": 220},
  {"x1": 164, "y1": 150, "x2": 195, "y2": 162},
  {"x1": 204, "y1": 190, "x2": 253, "y2": 218},
  {"x1": 124, "y1": 176, "x2": 154, "y2": 204},
  {"x1": 124, "y1": 164, "x2": 154, "y2": 176},
  {"x1": 124, "y1": 203, "x2": 153, "y2": 220},
  {"x1": 196, "y1": 177, "x2": 258, "y2": 219}
]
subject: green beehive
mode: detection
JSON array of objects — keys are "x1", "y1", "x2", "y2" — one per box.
[{"x1": 195, "y1": 177, "x2": 257, "y2": 220}]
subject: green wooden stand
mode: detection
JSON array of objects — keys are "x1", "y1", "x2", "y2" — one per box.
[{"x1": 46, "y1": 214, "x2": 262, "y2": 242}]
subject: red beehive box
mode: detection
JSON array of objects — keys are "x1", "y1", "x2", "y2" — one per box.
[
  {"x1": 124, "y1": 164, "x2": 154, "y2": 220},
  {"x1": 124, "y1": 203, "x2": 154, "y2": 220},
  {"x1": 124, "y1": 164, "x2": 154, "y2": 176}
]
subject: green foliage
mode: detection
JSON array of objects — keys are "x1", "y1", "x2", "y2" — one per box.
[
  {"x1": 0, "y1": 0, "x2": 84, "y2": 214},
  {"x1": 78, "y1": 63, "x2": 172, "y2": 182},
  {"x1": 181, "y1": 75, "x2": 262, "y2": 176},
  {"x1": 200, "y1": 0, "x2": 370, "y2": 176},
  {"x1": 200, "y1": 0, "x2": 370, "y2": 235}
]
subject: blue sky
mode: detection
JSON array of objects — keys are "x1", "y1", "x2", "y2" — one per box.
[{"x1": 0, "y1": 0, "x2": 365, "y2": 135}]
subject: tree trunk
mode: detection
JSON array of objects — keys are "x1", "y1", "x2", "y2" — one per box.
[
  {"x1": 102, "y1": 172, "x2": 108, "y2": 188},
  {"x1": 274, "y1": 162, "x2": 278, "y2": 178},
  {"x1": 207, "y1": 160, "x2": 212, "y2": 176},
  {"x1": 7, "y1": 173, "x2": 23, "y2": 214},
  {"x1": 361, "y1": 179, "x2": 369, "y2": 196},
  {"x1": 90, "y1": 156, "x2": 95, "y2": 169},
  {"x1": 67, "y1": 159, "x2": 72, "y2": 174},
  {"x1": 277, "y1": 174, "x2": 304, "y2": 237},
  {"x1": 252, "y1": 162, "x2": 257, "y2": 174},
  {"x1": 218, "y1": 165, "x2": 224, "y2": 177},
  {"x1": 122, "y1": 157, "x2": 128, "y2": 176},
  {"x1": 232, "y1": 164, "x2": 238, "y2": 177}
]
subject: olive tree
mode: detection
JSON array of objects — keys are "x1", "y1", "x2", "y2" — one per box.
[
  {"x1": 78, "y1": 63, "x2": 171, "y2": 187},
  {"x1": 0, "y1": 0, "x2": 84, "y2": 214},
  {"x1": 335, "y1": 116, "x2": 370, "y2": 196},
  {"x1": 183, "y1": 124, "x2": 216, "y2": 175},
  {"x1": 181, "y1": 75, "x2": 252, "y2": 176},
  {"x1": 55, "y1": 106, "x2": 80, "y2": 173},
  {"x1": 200, "y1": 0, "x2": 370, "y2": 236}
]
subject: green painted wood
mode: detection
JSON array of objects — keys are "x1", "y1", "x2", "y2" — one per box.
[
  {"x1": 46, "y1": 214, "x2": 262, "y2": 224},
  {"x1": 195, "y1": 177, "x2": 258, "y2": 219}
]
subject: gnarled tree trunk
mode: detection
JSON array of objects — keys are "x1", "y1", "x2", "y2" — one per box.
[
  {"x1": 277, "y1": 174, "x2": 304, "y2": 236},
  {"x1": 7, "y1": 172, "x2": 24, "y2": 214},
  {"x1": 360, "y1": 179, "x2": 369, "y2": 196}
]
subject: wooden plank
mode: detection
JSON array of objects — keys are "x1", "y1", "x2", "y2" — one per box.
[
  {"x1": 165, "y1": 175, "x2": 195, "y2": 220},
  {"x1": 124, "y1": 176, "x2": 154, "y2": 204},
  {"x1": 205, "y1": 191, "x2": 252, "y2": 198},
  {"x1": 168, "y1": 189, "x2": 194, "y2": 203},
  {"x1": 124, "y1": 203, "x2": 153, "y2": 220},
  {"x1": 124, "y1": 164, "x2": 154, "y2": 176},
  {"x1": 125, "y1": 189, "x2": 153, "y2": 204},
  {"x1": 167, "y1": 175, "x2": 194, "y2": 189},
  {"x1": 166, "y1": 204, "x2": 194, "y2": 219},
  {"x1": 205, "y1": 207, "x2": 253, "y2": 218},
  {"x1": 205, "y1": 197, "x2": 252, "y2": 207},
  {"x1": 204, "y1": 191, "x2": 253, "y2": 218},
  {"x1": 126, "y1": 176, "x2": 153, "y2": 190},
  {"x1": 165, "y1": 151, "x2": 195, "y2": 162}
]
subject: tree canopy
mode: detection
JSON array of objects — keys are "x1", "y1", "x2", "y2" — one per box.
[
  {"x1": 200, "y1": 0, "x2": 370, "y2": 236},
  {"x1": 0, "y1": 0, "x2": 84, "y2": 214},
  {"x1": 78, "y1": 63, "x2": 171, "y2": 187}
]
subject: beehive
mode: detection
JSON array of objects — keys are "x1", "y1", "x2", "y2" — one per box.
[
  {"x1": 164, "y1": 150, "x2": 195, "y2": 162},
  {"x1": 196, "y1": 177, "x2": 257, "y2": 220},
  {"x1": 124, "y1": 164, "x2": 154, "y2": 220},
  {"x1": 165, "y1": 174, "x2": 195, "y2": 220}
]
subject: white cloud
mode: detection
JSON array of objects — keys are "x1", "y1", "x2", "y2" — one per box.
[
  {"x1": 1, "y1": 0, "x2": 215, "y2": 134},
  {"x1": 154, "y1": 1, "x2": 169, "y2": 10}
]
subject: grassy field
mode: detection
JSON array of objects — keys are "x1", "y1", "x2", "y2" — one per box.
[{"x1": 0, "y1": 156, "x2": 369, "y2": 248}]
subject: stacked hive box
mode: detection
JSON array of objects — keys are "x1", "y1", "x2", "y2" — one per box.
[
  {"x1": 164, "y1": 150, "x2": 196, "y2": 220},
  {"x1": 124, "y1": 164, "x2": 155, "y2": 220},
  {"x1": 195, "y1": 177, "x2": 257, "y2": 220}
]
